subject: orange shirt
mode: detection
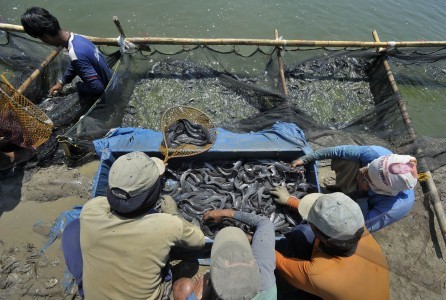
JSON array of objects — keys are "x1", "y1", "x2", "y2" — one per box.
[
  {"x1": 286, "y1": 196, "x2": 300, "y2": 210},
  {"x1": 275, "y1": 229, "x2": 389, "y2": 300}
]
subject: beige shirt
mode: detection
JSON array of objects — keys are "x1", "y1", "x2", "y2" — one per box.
[{"x1": 80, "y1": 196, "x2": 205, "y2": 299}]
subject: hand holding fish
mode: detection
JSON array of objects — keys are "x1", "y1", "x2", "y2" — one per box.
[
  {"x1": 291, "y1": 158, "x2": 305, "y2": 170},
  {"x1": 49, "y1": 82, "x2": 63, "y2": 96},
  {"x1": 270, "y1": 186, "x2": 291, "y2": 205},
  {"x1": 203, "y1": 209, "x2": 235, "y2": 223}
]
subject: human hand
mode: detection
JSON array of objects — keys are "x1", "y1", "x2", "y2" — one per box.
[
  {"x1": 291, "y1": 158, "x2": 305, "y2": 170},
  {"x1": 245, "y1": 233, "x2": 253, "y2": 244},
  {"x1": 203, "y1": 209, "x2": 234, "y2": 223},
  {"x1": 270, "y1": 186, "x2": 291, "y2": 205},
  {"x1": 160, "y1": 195, "x2": 179, "y2": 215},
  {"x1": 49, "y1": 82, "x2": 63, "y2": 96}
]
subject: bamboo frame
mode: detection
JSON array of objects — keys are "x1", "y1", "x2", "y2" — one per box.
[
  {"x1": 372, "y1": 31, "x2": 416, "y2": 140},
  {"x1": 3, "y1": 21, "x2": 446, "y2": 245},
  {"x1": 373, "y1": 30, "x2": 446, "y2": 247},
  {"x1": 372, "y1": 30, "x2": 386, "y2": 54},
  {"x1": 275, "y1": 30, "x2": 288, "y2": 96},
  {"x1": 2, "y1": 22, "x2": 446, "y2": 48}
]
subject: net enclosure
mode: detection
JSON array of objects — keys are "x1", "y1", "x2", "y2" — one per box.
[
  {"x1": 1, "y1": 29, "x2": 446, "y2": 238},
  {"x1": 1, "y1": 31, "x2": 445, "y2": 171}
]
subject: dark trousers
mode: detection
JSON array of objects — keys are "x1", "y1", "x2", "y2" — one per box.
[
  {"x1": 61, "y1": 217, "x2": 172, "y2": 299},
  {"x1": 61, "y1": 218, "x2": 84, "y2": 298}
]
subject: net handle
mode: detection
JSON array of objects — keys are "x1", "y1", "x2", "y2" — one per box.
[
  {"x1": 161, "y1": 133, "x2": 171, "y2": 163},
  {"x1": 17, "y1": 47, "x2": 62, "y2": 94}
]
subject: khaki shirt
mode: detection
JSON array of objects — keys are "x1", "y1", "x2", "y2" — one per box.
[{"x1": 80, "y1": 196, "x2": 205, "y2": 299}]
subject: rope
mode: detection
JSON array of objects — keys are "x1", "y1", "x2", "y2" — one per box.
[{"x1": 417, "y1": 172, "x2": 431, "y2": 182}]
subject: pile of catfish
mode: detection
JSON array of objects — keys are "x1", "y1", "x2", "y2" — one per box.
[{"x1": 161, "y1": 159, "x2": 316, "y2": 238}]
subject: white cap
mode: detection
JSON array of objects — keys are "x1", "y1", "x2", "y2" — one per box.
[{"x1": 367, "y1": 154, "x2": 417, "y2": 196}]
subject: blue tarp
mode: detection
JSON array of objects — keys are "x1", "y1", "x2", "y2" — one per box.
[
  {"x1": 39, "y1": 206, "x2": 82, "y2": 253},
  {"x1": 91, "y1": 122, "x2": 317, "y2": 197}
]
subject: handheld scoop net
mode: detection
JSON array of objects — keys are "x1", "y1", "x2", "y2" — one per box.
[
  {"x1": 160, "y1": 106, "x2": 217, "y2": 162},
  {"x1": 0, "y1": 75, "x2": 53, "y2": 148}
]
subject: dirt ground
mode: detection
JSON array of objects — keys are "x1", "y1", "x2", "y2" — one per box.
[{"x1": 1, "y1": 159, "x2": 446, "y2": 299}]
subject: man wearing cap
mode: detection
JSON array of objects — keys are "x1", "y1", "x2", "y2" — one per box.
[
  {"x1": 61, "y1": 151, "x2": 205, "y2": 299},
  {"x1": 288, "y1": 145, "x2": 418, "y2": 232},
  {"x1": 173, "y1": 209, "x2": 277, "y2": 300},
  {"x1": 275, "y1": 192, "x2": 390, "y2": 300}
]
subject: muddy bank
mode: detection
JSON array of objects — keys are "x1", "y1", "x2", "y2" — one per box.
[
  {"x1": 0, "y1": 163, "x2": 95, "y2": 299},
  {"x1": 1, "y1": 160, "x2": 446, "y2": 299}
]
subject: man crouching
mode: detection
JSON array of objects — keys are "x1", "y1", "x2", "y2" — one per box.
[{"x1": 62, "y1": 152, "x2": 205, "y2": 299}]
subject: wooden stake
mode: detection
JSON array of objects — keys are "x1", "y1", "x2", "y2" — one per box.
[
  {"x1": 373, "y1": 31, "x2": 415, "y2": 139},
  {"x1": 374, "y1": 30, "x2": 446, "y2": 247},
  {"x1": 372, "y1": 30, "x2": 385, "y2": 53},
  {"x1": 423, "y1": 169, "x2": 446, "y2": 246},
  {"x1": 275, "y1": 30, "x2": 287, "y2": 96},
  {"x1": 113, "y1": 16, "x2": 126, "y2": 37}
]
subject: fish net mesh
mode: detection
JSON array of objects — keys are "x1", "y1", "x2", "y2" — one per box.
[
  {"x1": 159, "y1": 105, "x2": 217, "y2": 162},
  {"x1": 0, "y1": 75, "x2": 53, "y2": 148},
  {"x1": 1, "y1": 31, "x2": 446, "y2": 172}
]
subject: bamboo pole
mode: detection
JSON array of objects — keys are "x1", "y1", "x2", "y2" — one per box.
[
  {"x1": 113, "y1": 16, "x2": 126, "y2": 37},
  {"x1": 275, "y1": 30, "x2": 288, "y2": 96},
  {"x1": 373, "y1": 30, "x2": 446, "y2": 246},
  {"x1": 125, "y1": 37, "x2": 446, "y2": 48},
  {"x1": 372, "y1": 30, "x2": 385, "y2": 54},
  {"x1": 372, "y1": 31, "x2": 416, "y2": 140},
  {"x1": 17, "y1": 47, "x2": 62, "y2": 94},
  {"x1": 0, "y1": 23, "x2": 23, "y2": 32},
  {"x1": 2, "y1": 22, "x2": 446, "y2": 48}
]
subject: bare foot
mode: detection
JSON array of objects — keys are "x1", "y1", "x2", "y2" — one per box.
[{"x1": 192, "y1": 272, "x2": 211, "y2": 299}]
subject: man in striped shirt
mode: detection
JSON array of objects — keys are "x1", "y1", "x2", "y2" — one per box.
[{"x1": 21, "y1": 7, "x2": 113, "y2": 97}]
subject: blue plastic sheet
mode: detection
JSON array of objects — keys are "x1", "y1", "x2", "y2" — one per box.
[
  {"x1": 39, "y1": 206, "x2": 82, "y2": 253},
  {"x1": 91, "y1": 122, "x2": 316, "y2": 197},
  {"x1": 38, "y1": 206, "x2": 83, "y2": 295}
]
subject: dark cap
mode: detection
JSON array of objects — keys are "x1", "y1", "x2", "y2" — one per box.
[{"x1": 106, "y1": 152, "x2": 165, "y2": 215}]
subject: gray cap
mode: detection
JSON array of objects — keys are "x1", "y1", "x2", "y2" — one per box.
[
  {"x1": 210, "y1": 227, "x2": 260, "y2": 300},
  {"x1": 298, "y1": 193, "x2": 365, "y2": 240},
  {"x1": 106, "y1": 152, "x2": 165, "y2": 216},
  {"x1": 108, "y1": 151, "x2": 165, "y2": 198}
]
